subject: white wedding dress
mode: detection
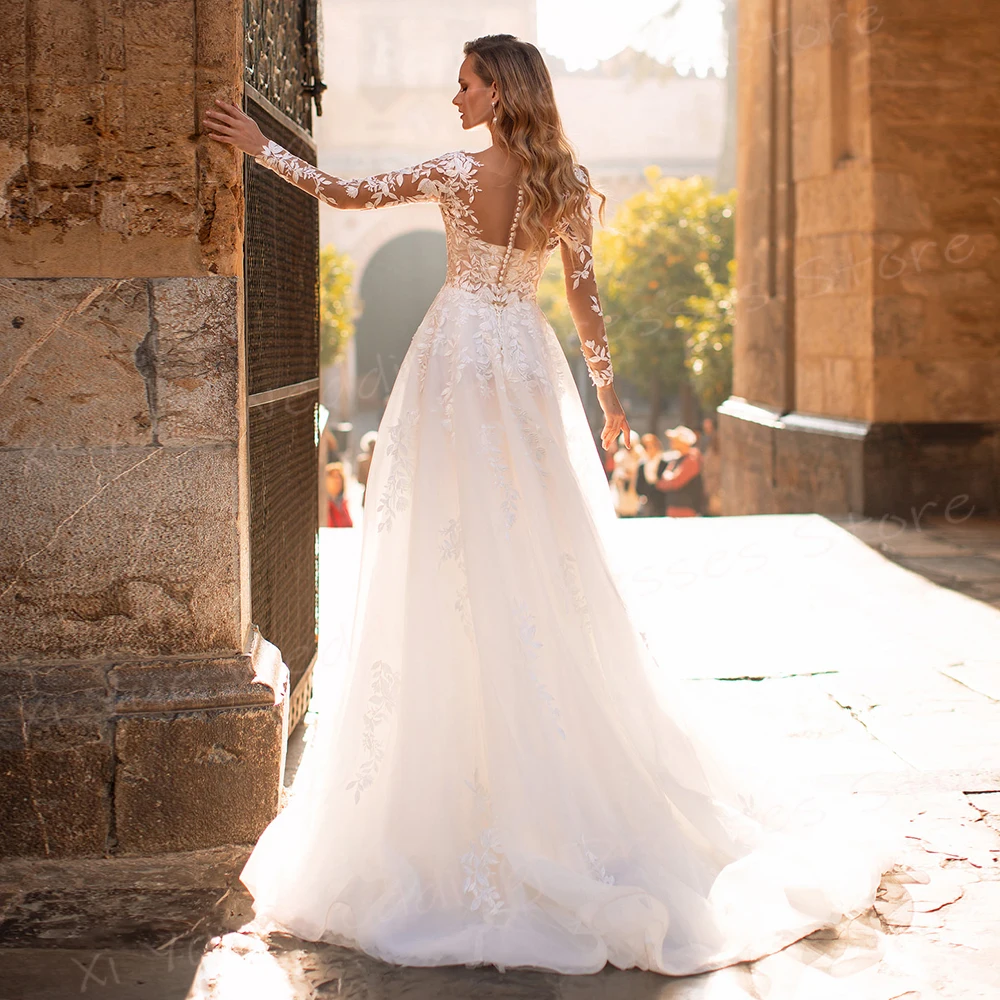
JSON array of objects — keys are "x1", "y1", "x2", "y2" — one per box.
[{"x1": 239, "y1": 141, "x2": 904, "y2": 976}]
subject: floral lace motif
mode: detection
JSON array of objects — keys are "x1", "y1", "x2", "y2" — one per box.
[
  {"x1": 252, "y1": 142, "x2": 614, "y2": 389},
  {"x1": 439, "y1": 517, "x2": 474, "y2": 640},
  {"x1": 580, "y1": 836, "x2": 617, "y2": 885},
  {"x1": 346, "y1": 659, "x2": 400, "y2": 804},
  {"x1": 375, "y1": 408, "x2": 418, "y2": 533},
  {"x1": 556, "y1": 167, "x2": 614, "y2": 388},
  {"x1": 480, "y1": 422, "x2": 520, "y2": 540},
  {"x1": 513, "y1": 600, "x2": 565, "y2": 739},
  {"x1": 461, "y1": 770, "x2": 505, "y2": 917}
]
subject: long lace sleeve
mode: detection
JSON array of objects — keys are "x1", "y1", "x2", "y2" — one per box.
[
  {"x1": 252, "y1": 140, "x2": 459, "y2": 210},
  {"x1": 558, "y1": 167, "x2": 614, "y2": 388}
]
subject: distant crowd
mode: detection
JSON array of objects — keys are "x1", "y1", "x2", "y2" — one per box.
[
  {"x1": 318, "y1": 415, "x2": 721, "y2": 528},
  {"x1": 603, "y1": 417, "x2": 720, "y2": 518}
]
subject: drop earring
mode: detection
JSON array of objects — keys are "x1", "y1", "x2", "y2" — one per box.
[{"x1": 491, "y1": 101, "x2": 498, "y2": 126}]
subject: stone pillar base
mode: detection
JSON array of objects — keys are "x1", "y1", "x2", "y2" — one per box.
[
  {"x1": 718, "y1": 397, "x2": 1000, "y2": 519},
  {"x1": 1, "y1": 631, "x2": 289, "y2": 859},
  {"x1": 0, "y1": 845, "x2": 255, "y2": 948}
]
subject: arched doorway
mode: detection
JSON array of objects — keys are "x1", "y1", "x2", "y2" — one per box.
[{"x1": 354, "y1": 230, "x2": 446, "y2": 424}]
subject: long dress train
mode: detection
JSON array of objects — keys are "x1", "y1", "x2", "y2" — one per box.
[{"x1": 239, "y1": 141, "x2": 905, "y2": 976}]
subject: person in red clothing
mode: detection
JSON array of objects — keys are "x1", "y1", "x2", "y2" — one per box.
[
  {"x1": 325, "y1": 462, "x2": 354, "y2": 528},
  {"x1": 654, "y1": 426, "x2": 704, "y2": 517}
]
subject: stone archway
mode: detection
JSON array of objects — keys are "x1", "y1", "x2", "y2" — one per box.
[{"x1": 353, "y1": 230, "x2": 447, "y2": 416}]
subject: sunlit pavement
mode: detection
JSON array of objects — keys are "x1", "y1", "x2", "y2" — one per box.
[{"x1": 4, "y1": 513, "x2": 1000, "y2": 999}]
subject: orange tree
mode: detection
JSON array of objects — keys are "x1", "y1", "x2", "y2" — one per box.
[
  {"x1": 540, "y1": 170, "x2": 734, "y2": 429},
  {"x1": 677, "y1": 258, "x2": 735, "y2": 415},
  {"x1": 320, "y1": 245, "x2": 356, "y2": 367}
]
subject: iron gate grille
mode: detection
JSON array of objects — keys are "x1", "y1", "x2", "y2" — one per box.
[
  {"x1": 244, "y1": 0, "x2": 324, "y2": 129},
  {"x1": 243, "y1": 90, "x2": 319, "y2": 708}
]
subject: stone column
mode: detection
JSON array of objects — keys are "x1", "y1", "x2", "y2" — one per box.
[
  {"x1": 0, "y1": 0, "x2": 287, "y2": 864},
  {"x1": 721, "y1": 0, "x2": 1000, "y2": 517}
]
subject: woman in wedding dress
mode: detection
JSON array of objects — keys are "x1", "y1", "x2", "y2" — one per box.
[{"x1": 202, "y1": 34, "x2": 903, "y2": 977}]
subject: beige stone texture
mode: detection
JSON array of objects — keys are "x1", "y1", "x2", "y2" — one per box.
[
  {"x1": 0, "y1": 443, "x2": 241, "y2": 662},
  {"x1": 0, "y1": 0, "x2": 278, "y2": 865},
  {"x1": 0, "y1": 0, "x2": 244, "y2": 278},
  {"x1": 733, "y1": 0, "x2": 795, "y2": 410},
  {"x1": 115, "y1": 705, "x2": 284, "y2": 854},
  {"x1": 866, "y1": 1, "x2": 1000, "y2": 423},
  {"x1": 0, "y1": 636, "x2": 287, "y2": 860},
  {"x1": 0, "y1": 278, "x2": 151, "y2": 449},
  {"x1": 794, "y1": 168, "x2": 872, "y2": 238},
  {"x1": 152, "y1": 278, "x2": 240, "y2": 444},
  {"x1": 795, "y1": 355, "x2": 872, "y2": 420},
  {"x1": 0, "y1": 276, "x2": 240, "y2": 449},
  {"x1": 796, "y1": 292, "x2": 871, "y2": 361},
  {"x1": 873, "y1": 358, "x2": 1000, "y2": 424},
  {"x1": 0, "y1": 663, "x2": 112, "y2": 857}
]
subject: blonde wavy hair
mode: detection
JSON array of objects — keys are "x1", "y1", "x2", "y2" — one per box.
[{"x1": 463, "y1": 34, "x2": 608, "y2": 252}]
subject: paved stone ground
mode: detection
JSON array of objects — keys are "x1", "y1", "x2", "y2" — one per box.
[{"x1": 3, "y1": 513, "x2": 1000, "y2": 999}]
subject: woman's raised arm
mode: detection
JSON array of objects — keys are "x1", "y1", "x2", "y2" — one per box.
[
  {"x1": 558, "y1": 165, "x2": 631, "y2": 450},
  {"x1": 203, "y1": 99, "x2": 451, "y2": 210}
]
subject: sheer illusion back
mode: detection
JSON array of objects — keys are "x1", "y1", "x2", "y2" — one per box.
[{"x1": 253, "y1": 142, "x2": 614, "y2": 386}]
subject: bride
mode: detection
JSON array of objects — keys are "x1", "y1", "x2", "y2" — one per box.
[{"x1": 202, "y1": 33, "x2": 902, "y2": 977}]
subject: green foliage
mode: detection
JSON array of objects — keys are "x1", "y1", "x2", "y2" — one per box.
[
  {"x1": 320, "y1": 245, "x2": 356, "y2": 367},
  {"x1": 678, "y1": 258, "x2": 735, "y2": 414},
  {"x1": 537, "y1": 252, "x2": 578, "y2": 354},
  {"x1": 599, "y1": 169, "x2": 734, "y2": 414}
]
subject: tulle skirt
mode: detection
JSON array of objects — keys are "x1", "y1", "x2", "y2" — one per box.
[{"x1": 240, "y1": 284, "x2": 905, "y2": 975}]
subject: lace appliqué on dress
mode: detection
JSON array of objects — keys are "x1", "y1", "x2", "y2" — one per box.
[
  {"x1": 513, "y1": 599, "x2": 565, "y2": 740},
  {"x1": 376, "y1": 408, "x2": 418, "y2": 533},
  {"x1": 461, "y1": 770, "x2": 506, "y2": 918},
  {"x1": 439, "y1": 517, "x2": 474, "y2": 640},
  {"x1": 480, "y1": 422, "x2": 520, "y2": 539},
  {"x1": 346, "y1": 659, "x2": 400, "y2": 804}
]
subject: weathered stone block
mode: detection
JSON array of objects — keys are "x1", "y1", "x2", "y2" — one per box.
[
  {"x1": 0, "y1": 277, "x2": 151, "y2": 449},
  {"x1": 873, "y1": 358, "x2": 996, "y2": 423},
  {"x1": 0, "y1": 275, "x2": 240, "y2": 449},
  {"x1": 0, "y1": 716, "x2": 112, "y2": 857},
  {"x1": 110, "y1": 657, "x2": 281, "y2": 716},
  {"x1": 796, "y1": 292, "x2": 872, "y2": 360},
  {"x1": 152, "y1": 277, "x2": 239, "y2": 444},
  {"x1": 872, "y1": 295, "x2": 925, "y2": 358},
  {"x1": 0, "y1": 444, "x2": 241, "y2": 662},
  {"x1": 122, "y1": 0, "x2": 196, "y2": 80},
  {"x1": 795, "y1": 169, "x2": 873, "y2": 236},
  {"x1": 871, "y1": 171, "x2": 933, "y2": 233},
  {"x1": 123, "y1": 81, "x2": 197, "y2": 173},
  {"x1": 717, "y1": 399, "x2": 780, "y2": 515},
  {"x1": 28, "y1": 0, "x2": 101, "y2": 86},
  {"x1": 0, "y1": 1, "x2": 28, "y2": 78},
  {"x1": 115, "y1": 706, "x2": 284, "y2": 854},
  {"x1": 795, "y1": 232, "x2": 873, "y2": 298}
]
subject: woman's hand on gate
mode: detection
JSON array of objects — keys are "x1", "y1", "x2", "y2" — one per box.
[
  {"x1": 597, "y1": 385, "x2": 631, "y2": 452},
  {"x1": 202, "y1": 99, "x2": 269, "y2": 157}
]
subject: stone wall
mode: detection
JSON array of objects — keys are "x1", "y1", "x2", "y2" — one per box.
[
  {"x1": 0, "y1": 0, "x2": 243, "y2": 278},
  {"x1": 722, "y1": 0, "x2": 1000, "y2": 516},
  {"x1": 868, "y1": 2, "x2": 1000, "y2": 423},
  {"x1": 0, "y1": 0, "x2": 289, "y2": 865}
]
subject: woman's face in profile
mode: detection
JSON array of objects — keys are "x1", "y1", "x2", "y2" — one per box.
[{"x1": 452, "y1": 55, "x2": 494, "y2": 130}]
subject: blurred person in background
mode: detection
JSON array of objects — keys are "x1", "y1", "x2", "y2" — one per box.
[
  {"x1": 325, "y1": 462, "x2": 353, "y2": 528},
  {"x1": 610, "y1": 431, "x2": 644, "y2": 517},
  {"x1": 654, "y1": 425, "x2": 705, "y2": 517},
  {"x1": 635, "y1": 432, "x2": 674, "y2": 517}
]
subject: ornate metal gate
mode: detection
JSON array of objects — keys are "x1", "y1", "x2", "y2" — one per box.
[{"x1": 243, "y1": 0, "x2": 325, "y2": 733}]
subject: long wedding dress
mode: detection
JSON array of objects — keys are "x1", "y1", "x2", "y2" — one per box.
[{"x1": 239, "y1": 140, "x2": 904, "y2": 976}]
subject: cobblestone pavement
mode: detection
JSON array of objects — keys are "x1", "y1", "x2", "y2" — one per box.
[{"x1": 3, "y1": 514, "x2": 999, "y2": 999}]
